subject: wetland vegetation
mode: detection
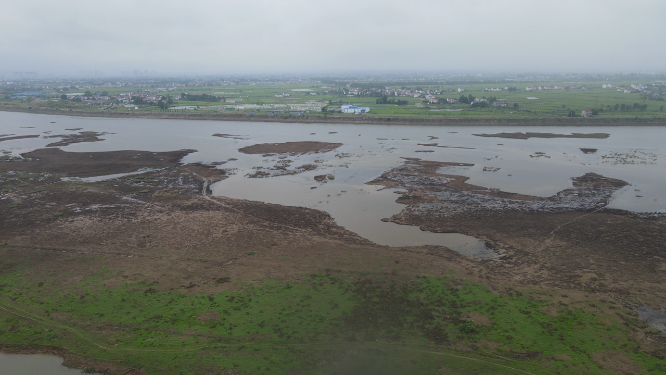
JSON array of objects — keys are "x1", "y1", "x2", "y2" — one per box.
[{"x1": 0, "y1": 113, "x2": 665, "y2": 374}]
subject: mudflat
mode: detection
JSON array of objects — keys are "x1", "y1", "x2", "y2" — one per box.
[{"x1": 238, "y1": 141, "x2": 343, "y2": 155}]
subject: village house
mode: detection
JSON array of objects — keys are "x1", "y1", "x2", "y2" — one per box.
[{"x1": 581, "y1": 109, "x2": 594, "y2": 117}]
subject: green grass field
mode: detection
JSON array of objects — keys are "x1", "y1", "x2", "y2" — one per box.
[{"x1": 0, "y1": 255, "x2": 663, "y2": 374}]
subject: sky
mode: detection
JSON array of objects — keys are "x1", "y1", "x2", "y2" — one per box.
[{"x1": 1, "y1": 0, "x2": 665, "y2": 76}]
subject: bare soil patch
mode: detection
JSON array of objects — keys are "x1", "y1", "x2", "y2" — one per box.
[
  {"x1": 197, "y1": 311, "x2": 221, "y2": 322},
  {"x1": 591, "y1": 351, "x2": 642, "y2": 375}
]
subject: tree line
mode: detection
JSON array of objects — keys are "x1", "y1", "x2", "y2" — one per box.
[
  {"x1": 180, "y1": 93, "x2": 223, "y2": 102},
  {"x1": 376, "y1": 95, "x2": 408, "y2": 105}
]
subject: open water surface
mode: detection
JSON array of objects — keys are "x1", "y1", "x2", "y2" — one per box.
[
  {"x1": 2, "y1": 112, "x2": 665, "y2": 257},
  {"x1": 0, "y1": 353, "x2": 98, "y2": 375}
]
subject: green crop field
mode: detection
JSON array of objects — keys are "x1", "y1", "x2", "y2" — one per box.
[{"x1": 3, "y1": 80, "x2": 664, "y2": 120}]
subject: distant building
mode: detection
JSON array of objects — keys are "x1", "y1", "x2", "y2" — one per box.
[
  {"x1": 581, "y1": 109, "x2": 594, "y2": 117},
  {"x1": 341, "y1": 104, "x2": 369, "y2": 114}
]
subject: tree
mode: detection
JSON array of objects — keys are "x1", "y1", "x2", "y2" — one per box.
[
  {"x1": 60, "y1": 94, "x2": 67, "y2": 100},
  {"x1": 84, "y1": 91, "x2": 92, "y2": 97}
]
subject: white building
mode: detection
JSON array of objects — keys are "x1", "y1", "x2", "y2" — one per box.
[{"x1": 341, "y1": 104, "x2": 370, "y2": 114}]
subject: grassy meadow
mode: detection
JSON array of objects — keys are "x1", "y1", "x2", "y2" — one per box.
[{"x1": 0, "y1": 249, "x2": 664, "y2": 374}]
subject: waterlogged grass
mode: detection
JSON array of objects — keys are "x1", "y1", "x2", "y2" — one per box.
[{"x1": 0, "y1": 269, "x2": 664, "y2": 374}]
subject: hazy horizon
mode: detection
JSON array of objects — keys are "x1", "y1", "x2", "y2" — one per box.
[{"x1": 2, "y1": 0, "x2": 665, "y2": 77}]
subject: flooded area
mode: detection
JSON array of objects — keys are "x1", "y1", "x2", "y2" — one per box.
[
  {"x1": 0, "y1": 353, "x2": 96, "y2": 374},
  {"x1": 635, "y1": 306, "x2": 666, "y2": 336},
  {"x1": 1, "y1": 111, "x2": 665, "y2": 256}
]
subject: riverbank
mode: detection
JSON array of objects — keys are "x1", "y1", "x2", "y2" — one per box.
[{"x1": 2, "y1": 106, "x2": 665, "y2": 126}]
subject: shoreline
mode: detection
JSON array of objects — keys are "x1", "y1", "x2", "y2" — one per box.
[{"x1": 2, "y1": 106, "x2": 665, "y2": 126}]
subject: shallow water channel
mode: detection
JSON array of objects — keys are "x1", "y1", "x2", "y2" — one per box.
[{"x1": 2, "y1": 112, "x2": 665, "y2": 258}]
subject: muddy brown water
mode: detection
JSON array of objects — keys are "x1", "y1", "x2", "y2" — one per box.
[
  {"x1": 0, "y1": 353, "x2": 98, "y2": 374},
  {"x1": 2, "y1": 111, "x2": 665, "y2": 257}
]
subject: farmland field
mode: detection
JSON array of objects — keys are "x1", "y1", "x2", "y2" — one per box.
[{"x1": 3, "y1": 80, "x2": 665, "y2": 121}]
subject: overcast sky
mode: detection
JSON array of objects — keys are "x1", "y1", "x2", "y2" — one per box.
[{"x1": 2, "y1": 0, "x2": 664, "y2": 76}]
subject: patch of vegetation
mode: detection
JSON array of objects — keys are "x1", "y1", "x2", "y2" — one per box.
[
  {"x1": 0, "y1": 269, "x2": 663, "y2": 374},
  {"x1": 17, "y1": 172, "x2": 43, "y2": 179}
]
